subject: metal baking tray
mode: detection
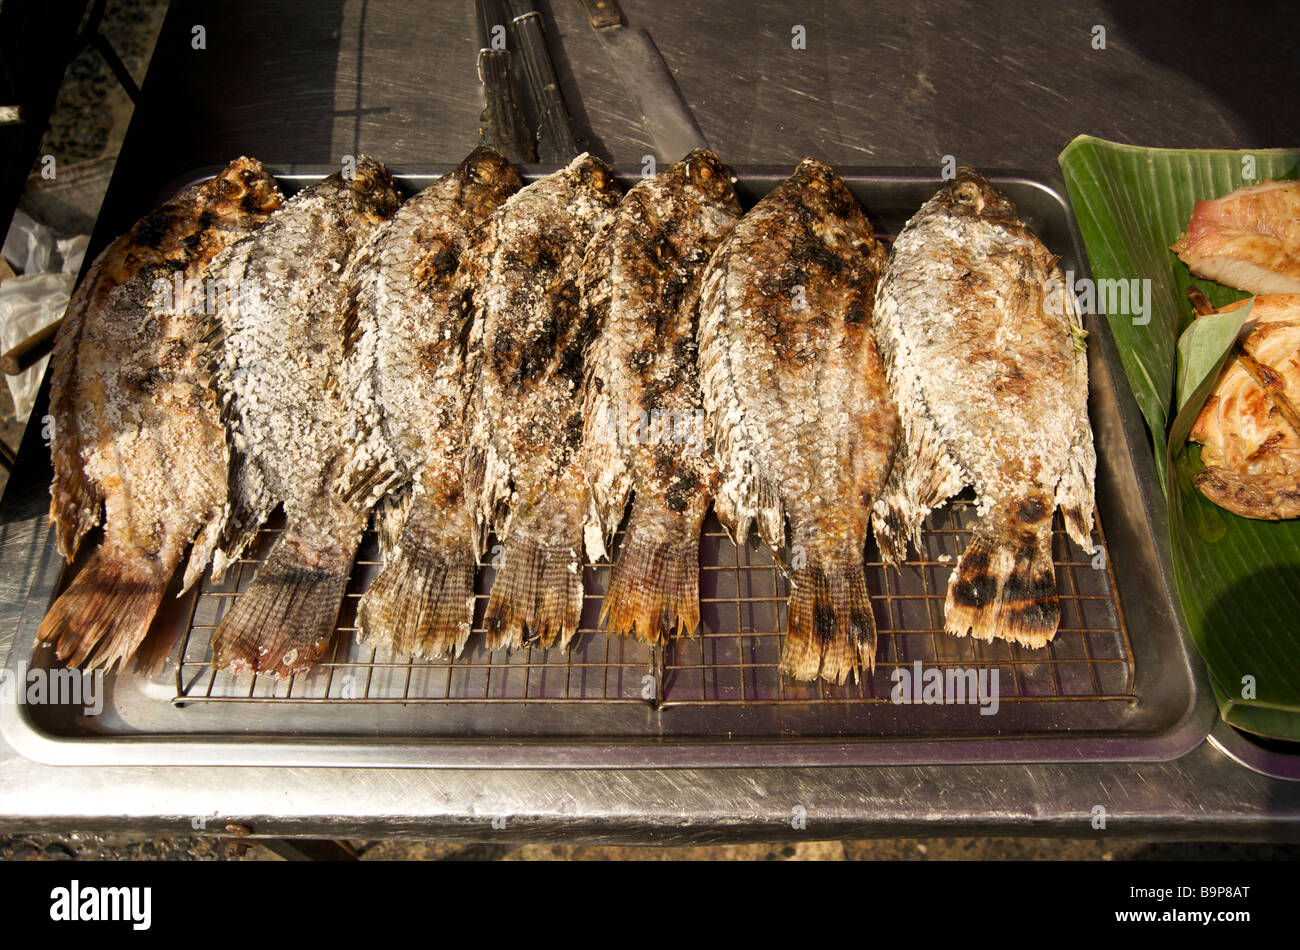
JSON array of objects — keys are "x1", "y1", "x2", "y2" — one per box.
[{"x1": 0, "y1": 167, "x2": 1215, "y2": 768}]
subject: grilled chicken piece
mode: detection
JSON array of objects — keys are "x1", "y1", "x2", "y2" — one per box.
[
  {"x1": 1173, "y1": 180, "x2": 1300, "y2": 294},
  {"x1": 1190, "y1": 294, "x2": 1300, "y2": 520}
]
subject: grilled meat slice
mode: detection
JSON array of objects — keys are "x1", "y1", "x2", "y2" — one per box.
[
  {"x1": 1173, "y1": 180, "x2": 1300, "y2": 294},
  {"x1": 1190, "y1": 294, "x2": 1300, "y2": 520}
]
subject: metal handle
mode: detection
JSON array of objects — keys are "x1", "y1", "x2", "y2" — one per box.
[
  {"x1": 507, "y1": 0, "x2": 580, "y2": 161},
  {"x1": 579, "y1": 0, "x2": 623, "y2": 30}
]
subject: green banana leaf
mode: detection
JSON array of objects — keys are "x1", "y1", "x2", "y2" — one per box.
[{"x1": 1059, "y1": 136, "x2": 1300, "y2": 740}]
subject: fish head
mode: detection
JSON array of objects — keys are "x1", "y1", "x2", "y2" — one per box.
[
  {"x1": 208, "y1": 156, "x2": 284, "y2": 221},
  {"x1": 457, "y1": 147, "x2": 524, "y2": 221},
  {"x1": 942, "y1": 168, "x2": 1021, "y2": 225},
  {"x1": 571, "y1": 153, "x2": 624, "y2": 208},
  {"x1": 346, "y1": 154, "x2": 403, "y2": 221},
  {"x1": 680, "y1": 148, "x2": 741, "y2": 214}
]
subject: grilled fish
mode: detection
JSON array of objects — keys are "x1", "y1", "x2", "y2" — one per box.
[
  {"x1": 873, "y1": 168, "x2": 1096, "y2": 648},
  {"x1": 208, "y1": 157, "x2": 401, "y2": 677},
  {"x1": 580, "y1": 149, "x2": 742, "y2": 643},
  {"x1": 462, "y1": 153, "x2": 623, "y2": 651},
  {"x1": 341, "y1": 148, "x2": 522, "y2": 658},
  {"x1": 1173, "y1": 180, "x2": 1300, "y2": 294},
  {"x1": 38, "y1": 157, "x2": 283, "y2": 670},
  {"x1": 1190, "y1": 294, "x2": 1300, "y2": 520},
  {"x1": 696, "y1": 158, "x2": 897, "y2": 684}
]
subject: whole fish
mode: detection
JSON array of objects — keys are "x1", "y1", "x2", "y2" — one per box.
[
  {"x1": 872, "y1": 168, "x2": 1096, "y2": 648},
  {"x1": 208, "y1": 157, "x2": 401, "y2": 677},
  {"x1": 462, "y1": 153, "x2": 623, "y2": 651},
  {"x1": 38, "y1": 157, "x2": 283, "y2": 670},
  {"x1": 340, "y1": 147, "x2": 522, "y2": 658},
  {"x1": 696, "y1": 158, "x2": 898, "y2": 684},
  {"x1": 580, "y1": 148, "x2": 741, "y2": 643},
  {"x1": 1173, "y1": 180, "x2": 1300, "y2": 294}
]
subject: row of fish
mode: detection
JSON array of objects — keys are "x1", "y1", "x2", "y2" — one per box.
[{"x1": 38, "y1": 147, "x2": 1096, "y2": 684}]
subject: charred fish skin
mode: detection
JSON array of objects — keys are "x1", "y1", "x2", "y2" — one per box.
[
  {"x1": 696, "y1": 157, "x2": 897, "y2": 684},
  {"x1": 208, "y1": 156, "x2": 401, "y2": 678},
  {"x1": 872, "y1": 168, "x2": 1096, "y2": 648},
  {"x1": 580, "y1": 148, "x2": 741, "y2": 644},
  {"x1": 38, "y1": 157, "x2": 283, "y2": 671},
  {"x1": 462, "y1": 153, "x2": 623, "y2": 652},
  {"x1": 341, "y1": 147, "x2": 522, "y2": 659}
]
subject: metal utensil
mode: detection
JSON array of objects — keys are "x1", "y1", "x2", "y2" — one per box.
[
  {"x1": 577, "y1": 0, "x2": 708, "y2": 162},
  {"x1": 475, "y1": 0, "x2": 536, "y2": 163},
  {"x1": 506, "y1": 0, "x2": 580, "y2": 162}
]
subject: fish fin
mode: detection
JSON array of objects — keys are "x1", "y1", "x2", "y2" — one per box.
[
  {"x1": 945, "y1": 524, "x2": 1059, "y2": 648},
  {"x1": 780, "y1": 555, "x2": 876, "y2": 685},
  {"x1": 211, "y1": 521, "x2": 361, "y2": 678},
  {"x1": 1194, "y1": 466, "x2": 1300, "y2": 521},
  {"x1": 873, "y1": 417, "x2": 965, "y2": 564},
  {"x1": 180, "y1": 507, "x2": 227, "y2": 594},
  {"x1": 210, "y1": 431, "x2": 275, "y2": 581},
  {"x1": 483, "y1": 494, "x2": 585, "y2": 652},
  {"x1": 357, "y1": 502, "x2": 476, "y2": 659},
  {"x1": 1056, "y1": 420, "x2": 1098, "y2": 550},
  {"x1": 35, "y1": 542, "x2": 168, "y2": 671},
  {"x1": 374, "y1": 487, "x2": 413, "y2": 558},
  {"x1": 47, "y1": 288, "x2": 102, "y2": 561},
  {"x1": 600, "y1": 506, "x2": 702, "y2": 644}
]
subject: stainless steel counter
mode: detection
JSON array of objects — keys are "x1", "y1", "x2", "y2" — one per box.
[{"x1": 2, "y1": 0, "x2": 1298, "y2": 840}]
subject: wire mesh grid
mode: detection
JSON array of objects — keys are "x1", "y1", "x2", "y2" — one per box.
[{"x1": 172, "y1": 495, "x2": 1134, "y2": 708}]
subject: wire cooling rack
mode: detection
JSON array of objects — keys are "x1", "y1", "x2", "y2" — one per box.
[{"x1": 171, "y1": 495, "x2": 1134, "y2": 708}]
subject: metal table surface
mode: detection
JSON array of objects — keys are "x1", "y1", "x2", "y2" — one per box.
[{"x1": 2, "y1": 0, "x2": 1299, "y2": 841}]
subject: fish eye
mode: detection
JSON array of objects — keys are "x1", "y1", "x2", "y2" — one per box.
[{"x1": 470, "y1": 160, "x2": 497, "y2": 184}]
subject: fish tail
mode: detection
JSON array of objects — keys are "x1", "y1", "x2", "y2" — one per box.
[
  {"x1": 780, "y1": 555, "x2": 876, "y2": 685},
  {"x1": 600, "y1": 506, "x2": 702, "y2": 644},
  {"x1": 483, "y1": 496, "x2": 584, "y2": 652},
  {"x1": 212, "y1": 521, "x2": 361, "y2": 678},
  {"x1": 35, "y1": 542, "x2": 169, "y2": 671},
  {"x1": 357, "y1": 504, "x2": 477, "y2": 659},
  {"x1": 945, "y1": 520, "x2": 1059, "y2": 648}
]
